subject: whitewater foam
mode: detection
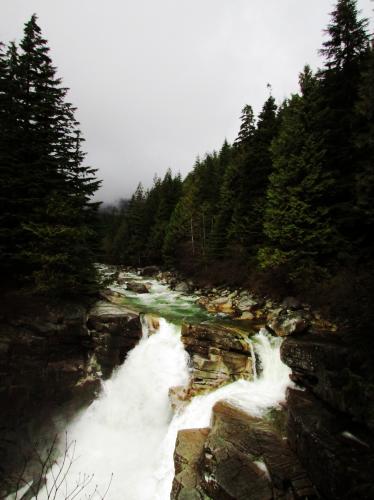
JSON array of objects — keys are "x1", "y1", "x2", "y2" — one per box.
[{"x1": 22, "y1": 319, "x2": 291, "y2": 500}]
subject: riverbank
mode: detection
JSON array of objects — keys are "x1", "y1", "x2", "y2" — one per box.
[
  {"x1": 3, "y1": 266, "x2": 374, "y2": 499},
  {"x1": 104, "y1": 265, "x2": 374, "y2": 499},
  {"x1": 0, "y1": 287, "x2": 143, "y2": 496}
]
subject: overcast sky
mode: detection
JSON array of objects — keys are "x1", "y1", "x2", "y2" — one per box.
[{"x1": 2, "y1": 1, "x2": 373, "y2": 202}]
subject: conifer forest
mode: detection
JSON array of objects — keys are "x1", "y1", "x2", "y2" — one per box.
[{"x1": 99, "y1": 0, "x2": 374, "y2": 331}]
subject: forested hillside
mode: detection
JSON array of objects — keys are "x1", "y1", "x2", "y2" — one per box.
[
  {"x1": 102, "y1": 0, "x2": 374, "y2": 328},
  {"x1": 0, "y1": 15, "x2": 101, "y2": 294}
]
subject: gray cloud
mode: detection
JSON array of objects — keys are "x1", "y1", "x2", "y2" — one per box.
[{"x1": 2, "y1": 0, "x2": 373, "y2": 202}]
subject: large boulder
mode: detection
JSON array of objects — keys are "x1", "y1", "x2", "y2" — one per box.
[
  {"x1": 125, "y1": 281, "x2": 150, "y2": 294},
  {"x1": 99, "y1": 288, "x2": 126, "y2": 305},
  {"x1": 175, "y1": 281, "x2": 191, "y2": 294},
  {"x1": 87, "y1": 301, "x2": 142, "y2": 378},
  {"x1": 286, "y1": 388, "x2": 374, "y2": 500},
  {"x1": 181, "y1": 323, "x2": 254, "y2": 395},
  {"x1": 0, "y1": 294, "x2": 100, "y2": 493},
  {"x1": 236, "y1": 295, "x2": 259, "y2": 313},
  {"x1": 206, "y1": 297, "x2": 235, "y2": 315},
  {"x1": 171, "y1": 401, "x2": 315, "y2": 500},
  {"x1": 171, "y1": 428, "x2": 210, "y2": 499},
  {"x1": 267, "y1": 309, "x2": 310, "y2": 337},
  {"x1": 281, "y1": 333, "x2": 374, "y2": 430},
  {"x1": 201, "y1": 401, "x2": 315, "y2": 500}
]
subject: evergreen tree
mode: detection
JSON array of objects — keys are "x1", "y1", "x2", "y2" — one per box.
[
  {"x1": 229, "y1": 96, "x2": 278, "y2": 252},
  {"x1": 354, "y1": 45, "x2": 374, "y2": 252},
  {"x1": 0, "y1": 15, "x2": 101, "y2": 293},
  {"x1": 320, "y1": 0, "x2": 369, "y2": 71},
  {"x1": 163, "y1": 174, "x2": 198, "y2": 266},
  {"x1": 208, "y1": 141, "x2": 235, "y2": 259},
  {"x1": 0, "y1": 42, "x2": 19, "y2": 278},
  {"x1": 234, "y1": 105, "x2": 255, "y2": 148},
  {"x1": 146, "y1": 170, "x2": 182, "y2": 263},
  {"x1": 122, "y1": 183, "x2": 146, "y2": 266},
  {"x1": 259, "y1": 68, "x2": 336, "y2": 282},
  {"x1": 318, "y1": 0, "x2": 370, "y2": 244}
]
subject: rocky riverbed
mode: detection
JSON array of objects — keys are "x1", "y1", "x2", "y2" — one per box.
[
  {"x1": 2, "y1": 265, "x2": 374, "y2": 499},
  {"x1": 107, "y1": 265, "x2": 374, "y2": 499}
]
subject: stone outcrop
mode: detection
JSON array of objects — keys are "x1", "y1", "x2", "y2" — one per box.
[
  {"x1": 171, "y1": 428, "x2": 210, "y2": 499},
  {"x1": 99, "y1": 288, "x2": 127, "y2": 305},
  {"x1": 125, "y1": 280, "x2": 150, "y2": 294},
  {"x1": 171, "y1": 401, "x2": 315, "y2": 500},
  {"x1": 143, "y1": 313, "x2": 160, "y2": 335},
  {"x1": 0, "y1": 292, "x2": 143, "y2": 495},
  {"x1": 286, "y1": 388, "x2": 374, "y2": 500},
  {"x1": 0, "y1": 294, "x2": 97, "y2": 494},
  {"x1": 267, "y1": 309, "x2": 310, "y2": 337},
  {"x1": 181, "y1": 323, "x2": 254, "y2": 395},
  {"x1": 281, "y1": 332, "x2": 374, "y2": 431},
  {"x1": 281, "y1": 331, "x2": 374, "y2": 499},
  {"x1": 175, "y1": 281, "x2": 192, "y2": 294},
  {"x1": 87, "y1": 301, "x2": 142, "y2": 378}
]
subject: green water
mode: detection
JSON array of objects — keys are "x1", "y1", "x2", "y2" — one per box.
[
  {"x1": 104, "y1": 270, "x2": 259, "y2": 338},
  {"x1": 109, "y1": 272, "x2": 212, "y2": 325}
]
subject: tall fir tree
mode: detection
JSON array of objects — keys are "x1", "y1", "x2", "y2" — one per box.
[
  {"x1": 0, "y1": 15, "x2": 101, "y2": 293},
  {"x1": 229, "y1": 96, "x2": 278, "y2": 253},
  {"x1": 354, "y1": 44, "x2": 374, "y2": 254},
  {"x1": 259, "y1": 68, "x2": 336, "y2": 283},
  {"x1": 318, "y1": 0, "x2": 370, "y2": 245}
]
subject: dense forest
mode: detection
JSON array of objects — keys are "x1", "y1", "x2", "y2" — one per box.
[
  {"x1": 0, "y1": 1, "x2": 373, "y2": 327},
  {"x1": 0, "y1": 15, "x2": 101, "y2": 294},
  {"x1": 101, "y1": 0, "x2": 374, "y2": 328}
]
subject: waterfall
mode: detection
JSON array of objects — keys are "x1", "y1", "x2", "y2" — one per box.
[
  {"x1": 249, "y1": 339, "x2": 257, "y2": 379},
  {"x1": 21, "y1": 320, "x2": 291, "y2": 500},
  {"x1": 152, "y1": 327, "x2": 292, "y2": 499}
]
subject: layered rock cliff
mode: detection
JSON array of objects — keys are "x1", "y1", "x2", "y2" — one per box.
[{"x1": 0, "y1": 291, "x2": 142, "y2": 495}]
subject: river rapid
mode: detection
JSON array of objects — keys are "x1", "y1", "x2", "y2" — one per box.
[{"x1": 13, "y1": 272, "x2": 292, "y2": 500}]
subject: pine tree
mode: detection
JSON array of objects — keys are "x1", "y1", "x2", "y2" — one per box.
[
  {"x1": 320, "y1": 0, "x2": 369, "y2": 71},
  {"x1": 0, "y1": 43, "x2": 18, "y2": 278},
  {"x1": 146, "y1": 170, "x2": 182, "y2": 263},
  {"x1": 259, "y1": 68, "x2": 336, "y2": 283},
  {"x1": 163, "y1": 175, "x2": 198, "y2": 266},
  {"x1": 234, "y1": 105, "x2": 255, "y2": 148},
  {"x1": 354, "y1": 45, "x2": 374, "y2": 252},
  {"x1": 229, "y1": 96, "x2": 278, "y2": 253},
  {"x1": 0, "y1": 15, "x2": 101, "y2": 293},
  {"x1": 318, "y1": 0, "x2": 370, "y2": 244},
  {"x1": 122, "y1": 183, "x2": 146, "y2": 266}
]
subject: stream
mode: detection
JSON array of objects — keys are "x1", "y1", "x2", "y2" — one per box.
[{"x1": 14, "y1": 272, "x2": 292, "y2": 500}]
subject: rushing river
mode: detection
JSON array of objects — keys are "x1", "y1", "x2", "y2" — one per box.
[{"x1": 13, "y1": 273, "x2": 292, "y2": 500}]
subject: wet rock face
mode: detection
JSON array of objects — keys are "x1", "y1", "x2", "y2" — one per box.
[
  {"x1": 0, "y1": 296, "x2": 98, "y2": 493},
  {"x1": 171, "y1": 401, "x2": 315, "y2": 500},
  {"x1": 0, "y1": 298, "x2": 93, "y2": 417},
  {"x1": 125, "y1": 280, "x2": 150, "y2": 294},
  {"x1": 171, "y1": 428, "x2": 210, "y2": 499},
  {"x1": 0, "y1": 292, "x2": 143, "y2": 494},
  {"x1": 286, "y1": 388, "x2": 374, "y2": 500},
  {"x1": 181, "y1": 323, "x2": 254, "y2": 395},
  {"x1": 282, "y1": 333, "x2": 374, "y2": 499},
  {"x1": 281, "y1": 334, "x2": 374, "y2": 430},
  {"x1": 267, "y1": 309, "x2": 310, "y2": 337},
  {"x1": 87, "y1": 301, "x2": 142, "y2": 378}
]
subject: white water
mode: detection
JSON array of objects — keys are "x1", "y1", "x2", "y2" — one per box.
[{"x1": 28, "y1": 319, "x2": 291, "y2": 500}]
